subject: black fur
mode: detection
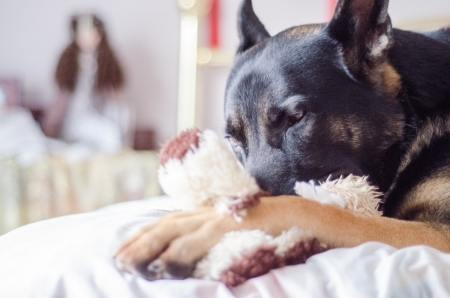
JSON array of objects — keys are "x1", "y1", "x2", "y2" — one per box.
[{"x1": 225, "y1": 0, "x2": 450, "y2": 225}]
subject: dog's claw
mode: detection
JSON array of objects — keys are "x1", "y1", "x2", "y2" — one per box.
[
  {"x1": 134, "y1": 259, "x2": 195, "y2": 281},
  {"x1": 115, "y1": 259, "x2": 127, "y2": 271},
  {"x1": 147, "y1": 259, "x2": 166, "y2": 278}
]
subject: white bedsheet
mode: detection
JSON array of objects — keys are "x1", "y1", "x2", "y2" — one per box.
[{"x1": 0, "y1": 196, "x2": 449, "y2": 298}]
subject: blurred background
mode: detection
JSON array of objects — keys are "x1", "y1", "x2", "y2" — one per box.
[{"x1": 0, "y1": 0, "x2": 449, "y2": 234}]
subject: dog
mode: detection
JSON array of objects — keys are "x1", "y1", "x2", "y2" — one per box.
[{"x1": 116, "y1": 0, "x2": 450, "y2": 280}]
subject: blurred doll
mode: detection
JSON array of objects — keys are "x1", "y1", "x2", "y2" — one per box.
[{"x1": 43, "y1": 14, "x2": 130, "y2": 153}]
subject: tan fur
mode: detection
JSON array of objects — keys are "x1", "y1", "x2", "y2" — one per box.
[
  {"x1": 328, "y1": 117, "x2": 347, "y2": 143},
  {"x1": 328, "y1": 116, "x2": 363, "y2": 149},
  {"x1": 394, "y1": 177, "x2": 450, "y2": 223},
  {"x1": 283, "y1": 24, "x2": 324, "y2": 38},
  {"x1": 242, "y1": 196, "x2": 450, "y2": 253},
  {"x1": 228, "y1": 113, "x2": 249, "y2": 144},
  {"x1": 364, "y1": 61, "x2": 402, "y2": 98},
  {"x1": 403, "y1": 118, "x2": 450, "y2": 172},
  {"x1": 328, "y1": 113, "x2": 403, "y2": 151},
  {"x1": 386, "y1": 118, "x2": 450, "y2": 197},
  {"x1": 381, "y1": 62, "x2": 402, "y2": 97}
]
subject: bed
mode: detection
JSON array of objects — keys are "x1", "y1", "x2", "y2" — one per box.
[
  {"x1": 1, "y1": 195, "x2": 450, "y2": 297},
  {"x1": 0, "y1": 107, "x2": 161, "y2": 235}
]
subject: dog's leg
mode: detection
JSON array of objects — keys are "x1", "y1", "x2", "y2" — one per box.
[{"x1": 115, "y1": 196, "x2": 450, "y2": 279}]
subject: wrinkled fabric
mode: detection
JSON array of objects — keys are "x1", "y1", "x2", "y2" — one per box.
[
  {"x1": 0, "y1": 151, "x2": 160, "y2": 235},
  {"x1": 0, "y1": 196, "x2": 449, "y2": 298}
]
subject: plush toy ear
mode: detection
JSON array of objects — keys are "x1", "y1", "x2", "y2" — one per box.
[
  {"x1": 327, "y1": 0, "x2": 394, "y2": 84},
  {"x1": 237, "y1": 0, "x2": 271, "y2": 55}
]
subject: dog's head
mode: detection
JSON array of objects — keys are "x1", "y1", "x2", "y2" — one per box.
[{"x1": 224, "y1": 0, "x2": 405, "y2": 195}]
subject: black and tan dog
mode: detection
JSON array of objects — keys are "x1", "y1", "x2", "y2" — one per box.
[{"x1": 116, "y1": 0, "x2": 450, "y2": 280}]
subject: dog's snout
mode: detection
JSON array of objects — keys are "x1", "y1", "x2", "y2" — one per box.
[
  {"x1": 245, "y1": 164, "x2": 271, "y2": 192},
  {"x1": 252, "y1": 173, "x2": 295, "y2": 196},
  {"x1": 245, "y1": 156, "x2": 293, "y2": 196},
  {"x1": 248, "y1": 167, "x2": 284, "y2": 195},
  {"x1": 253, "y1": 174, "x2": 271, "y2": 193}
]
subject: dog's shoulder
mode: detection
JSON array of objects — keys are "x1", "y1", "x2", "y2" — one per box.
[
  {"x1": 384, "y1": 117, "x2": 450, "y2": 224},
  {"x1": 422, "y1": 27, "x2": 450, "y2": 45}
]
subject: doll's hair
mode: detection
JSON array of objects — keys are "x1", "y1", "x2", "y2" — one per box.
[{"x1": 55, "y1": 14, "x2": 124, "y2": 92}]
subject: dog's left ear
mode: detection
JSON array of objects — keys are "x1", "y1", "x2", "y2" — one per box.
[
  {"x1": 236, "y1": 0, "x2": 271, "y2": 55},
  {"x1": 327, "y1": 0, "x2": 397, "y2": 87}
]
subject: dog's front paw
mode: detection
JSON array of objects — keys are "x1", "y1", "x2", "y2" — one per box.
[{"x1": 114, "y1": 208, "x2": 235, "y2": 280}]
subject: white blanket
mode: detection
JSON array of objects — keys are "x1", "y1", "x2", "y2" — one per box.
[{"x1": 1, "y1": 196, "x2": 449, "y2": 298}]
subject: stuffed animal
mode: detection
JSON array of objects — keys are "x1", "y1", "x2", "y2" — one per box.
[{"x1": 157, "y1": 128, "x2": 382, "y2": 287}]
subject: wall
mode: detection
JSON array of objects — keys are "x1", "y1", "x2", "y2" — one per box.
[
  {"x1": 0, "y1": 0, "x2": 180, "y2": 145},
  {"x1": 0, "y1": 0, "x2": 449, "y2": 144}
]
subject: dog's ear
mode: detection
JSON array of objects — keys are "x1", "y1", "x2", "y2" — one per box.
[
  {"x1": 327, "y1": 0, "x2": 393, "y2": 83},
  {"x1": 237, "y1": 0, "x2": 270, "y2": 55}
]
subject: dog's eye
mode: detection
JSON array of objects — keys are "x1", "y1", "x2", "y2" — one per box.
[
  {"x1": 226, "y1": 136, "x2": 241, "y2": 147},
  {"x1": 288, "y1": 111, "x2": 306, "y2": 127}
]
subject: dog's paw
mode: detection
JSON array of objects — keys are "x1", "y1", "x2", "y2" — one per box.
[
  {"x1": 115, "y1": 256, "x2": 194, "y2": 280},
  {"x1": 148, "y1": 259, "x2": 195, "y2": 280},
  {"x1": 114, "y1": 207, "x2": 235, "y2": 281}
]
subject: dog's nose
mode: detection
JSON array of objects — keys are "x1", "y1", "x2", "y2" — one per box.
[
  {"x1": 245, "y1": 156, "x2": 290, "y2": 195},
  {"x1": 245, "y1": 165, "x2": 271, "y2": 191},
  {"x1": 253, "y1": 175, "x2": 272, "y2": 193},
  {"x1": 250, "y1": 170, "x2": 295, "y2": 196},
  {"x1": 251, "y1": 171, "x2": 283, "y2": 195}
]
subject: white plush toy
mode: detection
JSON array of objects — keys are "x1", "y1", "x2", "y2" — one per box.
[{"x1": 157, "y1": 128, "x2": 382, "y2": 287}]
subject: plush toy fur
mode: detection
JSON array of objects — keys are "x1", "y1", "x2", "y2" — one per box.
[{"x1": 158, "y1": 128, "x2": 382, "y2": 287}]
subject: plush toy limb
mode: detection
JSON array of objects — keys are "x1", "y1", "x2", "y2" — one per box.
[
  {"x1": 159, "y1": 127, "x2": 201, "y2": 166},
  {"x1": 295, "y1": 175, "x2": 382, "y2": 216},
  {"x1": 194, "y1": 227, "x2": 327, "y2": 287}
]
